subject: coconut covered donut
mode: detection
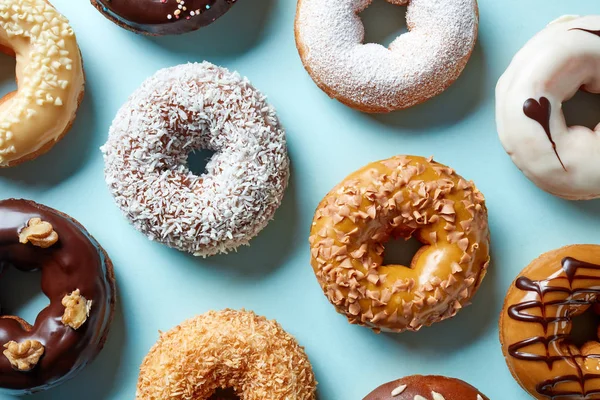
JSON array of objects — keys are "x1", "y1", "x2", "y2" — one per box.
[
  {"x1": 0, "y1": 0, "x2": 84, "y2": 167},
  {"x1": 309, "y1": 156, "x2": 490, "y2": 332},
  {"x1": 295, "y1": 0, "x2": 479, "y2": 112},
  {"x1": 496, "y1": 15, "x2": 600, "y2": 200},
  {"x1": 136, "y1": 309, "x2": 317, "y2": 400},
  {"x1": 101, "y1": 62, "x2": 289, "y2": 257},
  {"x1": 500, "y1": 245, "x2": 600, "y2": 399}
]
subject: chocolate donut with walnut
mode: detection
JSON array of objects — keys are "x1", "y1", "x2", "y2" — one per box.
[{"x1": 309, "y1": 156, "x2": 490, "y2": 332}]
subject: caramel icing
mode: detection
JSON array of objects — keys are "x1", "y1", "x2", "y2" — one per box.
[
  {"x1": 500, "y1": 245, "x2": 600, "y2": 399},
  {"x1": 0, "y1": 0, "x2": 84, "y2": 166},
  {"x1": 309, "y1": 155, "x2": 490, "y2": 333}
]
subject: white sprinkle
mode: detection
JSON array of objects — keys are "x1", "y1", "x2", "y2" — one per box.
[
  {"x1": 432, "y1": 391, "x2": 446, "y2": 400},
  {"x1": 391, "y1": 384, "x2": 407, "y2": 396},
  {"x1": 477, "y1": 395, "x2": 484, "y2": 400}
]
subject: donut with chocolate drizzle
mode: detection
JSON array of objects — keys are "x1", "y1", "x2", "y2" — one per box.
[
  {"x1": 500, "y1": 245, "x2": 600, "y2": 400},
  {"x1": 0, "y1": 199, "x2": 116, "y2": 394},
  {"x1": 496, "y1": 15, "x2": 600, "y2": 200},
  {"x1": 90, "y1": 0, "x2": 239, "y2": 36}
]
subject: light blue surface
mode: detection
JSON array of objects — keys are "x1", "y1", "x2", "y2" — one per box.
[{"x1": 1, "y1": 0, "x2": 600, "y2": 399}]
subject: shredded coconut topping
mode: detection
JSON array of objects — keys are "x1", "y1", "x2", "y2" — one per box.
[
  {"x1": 295, "y1": 0, "x2": 478, "y2": 111},
  {"x1": 136, "y1": 309, "x2": 317, "y2": 400},
  {"x1": 101, "y1": 62, "x2": 289, "y2": 256}
]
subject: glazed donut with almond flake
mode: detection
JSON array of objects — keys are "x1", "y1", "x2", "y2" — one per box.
[
  {"x1": 136, "y1": 309, "x2": 317, "y2": 400},
  {"x1": 309, "y1": 155, "x2": 490, "y2": 332},
  {"x1": 363, "y1": 376, "x2": 489, "y2": 400},
  {"x1": 101, "y1": 62, "x2": 289, "y2": 257},
  {"x1": 0, "y1": 0, "x2": 85, "y2": 167}
]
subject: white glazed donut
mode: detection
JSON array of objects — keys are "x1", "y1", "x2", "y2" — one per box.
[
  {"x1": 496, "y1": 15, "x2": 600, "y2": 200},
  {"x1": 101, "y1": 62, "x2": 289, "y2": 257},
  {"x1": 294, "y1": 0, "x2": 479, "y2": 113}
]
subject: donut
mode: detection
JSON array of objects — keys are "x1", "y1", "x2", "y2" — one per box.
[
  {"x1": 363, "y1": 375, "x2": 489, "y2": 400},
  {"x1": 496, "y1": 15, "x2": 600, "y2": 200},
  {"x1": 500, "y1": 245, "x2": 600, "y2": 399},
  {"x1": 309, "y1": 155, "x2": 490, "y2": 333},
  {"x1": 294, "y1": 0, "x2": 479, "y2": 113},
  {"x1": 136, "y1": 309, "x2": 317, "y2": 399},
  {"x1": 91, "y1": 0, "x2": 238, "y2": 36},
  {"x1": 0, "y1": 199, "x2": 116, "y2": 394},
  {"x1": 101, "y1": 62, "x2": 289, "y2": 257},
  {"x1": 0, "y1": 0, "x2": 84, "y2": 167}
]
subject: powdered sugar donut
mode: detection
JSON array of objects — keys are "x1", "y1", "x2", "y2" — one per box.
[
  {"x1": 101, "y1": 62, "x2": 289, "y2": 257},
  {"x1": 496, "y1": 15, "x2": 600, "y2": 200},
  {"x1": 295, "y1": 0, "x2": 479, "y2": 113}
]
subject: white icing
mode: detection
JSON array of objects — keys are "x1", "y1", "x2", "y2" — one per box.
[
  {"x1": 496, "y1": 15, "x2": 600, "y2": 200},
  {"x1": 295, "y1": 0, "x2": 478, "y2": 112},
  {"x1": 101, "y1": 62, "x2": 289, "y2": 256}
]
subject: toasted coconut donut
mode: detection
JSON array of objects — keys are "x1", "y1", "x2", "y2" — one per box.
[
  {"x1": 500, "y1": 245, "x2": 600, "y2": 399},
  {"x1": 136, "y1": 309, "x2": 317, "y2": 400},
  {"x1": 309, "y1": 155, "x2": 490, "y2": 332},
  {"x1": 0, "y1": 0, "x2": 84, "y2": 167},
  {"x1": 101, "y1": 62, "x2": 289, "y2": 257},
  {"x1": 294, "y1": 0, "x2": 479, "y2": 112},
  {"x1": 363, "y1": 375, "x2": 489, "y2": 400}
]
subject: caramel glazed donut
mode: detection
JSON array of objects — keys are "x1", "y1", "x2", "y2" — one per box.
[
  {"x1": 496, "y1": 15, "x2": 600, "y2": 200},
  {"x1": 0, "y1": 199, "x2": 116, "y2": 394},
  {"x1": 500, "y1": 245, "x2": 600, "y2": 399},
  {"x1": 136, "y1": 309, "x2": 317, "y2": 400},
  {"x1": 101, "y1": 62, "x2": 289, "y2": 257},
  {"x1": 363, "y1": 375, "x2": 489, "y2": 400},
  {"x1": 91, "y1": 0, "x2": 239, "y2": 36},
  {"x1": 294, "y1": 0, "x2": 478, "y2": 113},
  {"x1": 309, "y1": 156, "x2": 490, "y2": 333},
  {"x1": 0, "y1": 0, "x2": 84, "y2": 167}
]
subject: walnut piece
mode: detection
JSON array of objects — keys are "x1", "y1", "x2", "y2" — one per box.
[
  {"x1": 61, "y1": 289, "x2": 92, "y2": 330},
  {"x1": 18, "y1": 218, "x2": 59, "y2": 248},
  {"x1": 3, "y1": 340, "x2": 45, "y2": 371}
]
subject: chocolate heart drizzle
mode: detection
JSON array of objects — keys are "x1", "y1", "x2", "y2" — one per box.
[
  {"x1": 508, "y1": 257, "x2": 600, "y2": 399},
  {"x1": 523, "y1": 97, "x2": 567, "y2": 171},
  {"x1": 570, "y1": 28, "x2": 600, "y2": 38}
]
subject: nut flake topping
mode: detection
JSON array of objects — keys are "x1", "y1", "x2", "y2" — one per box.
[
  {"x1": 3, "y1": 340, "x2": 45, "y2": 371},
  {"x1": 61, "y1": 289, "x2": 92, "y2": 330},
  {"x1": 19, "y1": 218, "x2": 59, "y2": 248}
]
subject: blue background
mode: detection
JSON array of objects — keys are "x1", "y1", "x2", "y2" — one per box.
[{"x1": 1, "y1": 0, "x2": 600, "y2": 398}]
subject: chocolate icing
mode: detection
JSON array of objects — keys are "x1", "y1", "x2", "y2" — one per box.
[
  {"x1": 523, "y1": 97, "x2": 567, "y2": 171},
  {"x1": 0, "y1": 199, "x2": 115, "y2": 394},
  {"x1": 94, "y1": 0, "x2": 238, "y2": 35},
  {"x1": 362, "y1": 375, "x2": 489, "y2": 400},
  {"x1": 508, "y1": 257, "x2": 600, "y2": 399}
]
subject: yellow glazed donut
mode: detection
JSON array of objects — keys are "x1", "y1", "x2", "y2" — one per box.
[
  {"x1": 309, "y1": 156, "x2": 490, "y2": 332},
  {"x1": 0, "y1": 0, "x2": 84, "y2": 167}
]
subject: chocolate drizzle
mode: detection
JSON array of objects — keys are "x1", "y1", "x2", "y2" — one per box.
[
  {"x1": 570, "y1": 28, "x2": 600, "y2": 38},
  {"x1": 508, "y1": 257, "x2": 600, "y2": 399},
  {"x1": 94, "y1": 0, "x2": 238, "y2": 35},
  {"x1": 523, "y1": 97, "x2": 567, "y2": 171},
  {"x1": 0, "y1": 199, "x2": 115, "y2": 394}
]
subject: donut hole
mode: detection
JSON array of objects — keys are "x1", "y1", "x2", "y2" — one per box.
[
  {"x1": 209, "y1": 388, "x2": 240, "y2": 400},
  {"x1": 0, "y1": 265, "x2": 46, "y2": 327},
  {"x1": 360, "y1": 0, "x2": 409, "y2": 47},
  {"x1": 0, "y1": 51, "x2": 17, "y2": 98},
  {"x1": 562, "y1": 89, "x2": 600, "y2": 130},
  {"x1": 382, "y1": 235, "x2": 422, "y2": 268},
  {"x1": 568, "y1": 304, "x2": 600, "y2": 348},
  {"x1": 187, "y1": 148, "x2": 217, "y2": 176}
]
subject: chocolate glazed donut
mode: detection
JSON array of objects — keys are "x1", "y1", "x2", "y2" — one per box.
[
  {"x1": 0, "y1": 199, "x2": 116, "y2": 394},
  {"x1": 91, "y1": 0, "x2": 239, "y2": 35}
]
